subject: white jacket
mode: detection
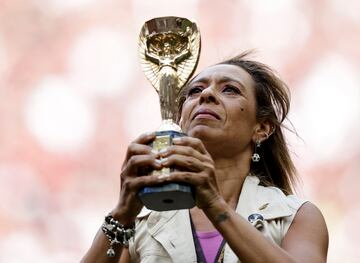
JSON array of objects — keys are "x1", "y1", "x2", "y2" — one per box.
[{"x1": 129, "y1": 175, "x2": 306, "y2": 263}]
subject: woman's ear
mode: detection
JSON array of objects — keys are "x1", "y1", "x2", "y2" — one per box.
[{"x1": 252, "y1": 120, "x2": 273, "y2": 143}]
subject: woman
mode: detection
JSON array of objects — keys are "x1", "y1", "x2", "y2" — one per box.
[{"x1": 82, "y1": 52, "x2": 329, "y2": 263}]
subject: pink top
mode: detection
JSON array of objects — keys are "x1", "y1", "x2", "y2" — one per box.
[{"x1": 196, "y1": 230, "x2": 223, "y2": 263}]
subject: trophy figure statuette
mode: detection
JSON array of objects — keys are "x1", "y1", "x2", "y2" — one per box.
[{"x1": 138, "y1": 17, "x2": 201, "y2": 211}]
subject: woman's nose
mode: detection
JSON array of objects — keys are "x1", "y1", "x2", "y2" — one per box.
[{"x1": 199, "y1": 87, "x2": 219, "y2": 104}]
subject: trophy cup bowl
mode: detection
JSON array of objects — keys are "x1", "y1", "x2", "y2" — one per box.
[{"x1": 138, "y1": 17, "x2": 201, "y2": 211}]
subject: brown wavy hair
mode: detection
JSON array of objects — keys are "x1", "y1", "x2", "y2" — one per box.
[{"x1": 178, "y1": 51, "x2": 297, "y2": 195}]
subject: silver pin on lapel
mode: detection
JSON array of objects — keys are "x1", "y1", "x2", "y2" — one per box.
[
  {"x1": 248, "y1": 213, "x2": 265, "y2": 230},
  {"x1": 248, "y1": 213, "x2": 264, "y2": 223}
]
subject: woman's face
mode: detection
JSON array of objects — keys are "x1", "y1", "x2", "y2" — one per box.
[{"x1": 180, "y1": 64, "x2": 259, "y2": 155}]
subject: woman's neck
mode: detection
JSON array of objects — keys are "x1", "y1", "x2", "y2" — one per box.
[{"x1": 212, "y1": 154, "x2": 250, "y2": 206}]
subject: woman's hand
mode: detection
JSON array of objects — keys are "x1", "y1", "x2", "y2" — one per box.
[
  {"x1": 158, "y1": 136, "x2": 222, "y2": 209},
  {"x1": 111, "y1": 132, "x2": 163, "y2": 225}
]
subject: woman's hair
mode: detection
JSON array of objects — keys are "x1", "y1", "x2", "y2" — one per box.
[{"x1": 178, "y1": 51, "x2": 297, "y2": 195}]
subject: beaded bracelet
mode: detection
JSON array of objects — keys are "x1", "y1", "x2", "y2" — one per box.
[{"x1": 101, "y1": 213, "x2": 135, "y2": 257}]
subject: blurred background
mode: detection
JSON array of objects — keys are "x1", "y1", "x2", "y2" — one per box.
[{"x1": 0, "y1": 0, "x2": 359, "y2": 262}]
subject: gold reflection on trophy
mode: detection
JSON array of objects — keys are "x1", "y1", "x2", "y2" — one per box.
[{"x1": 139, "y1": 17, "x2": 201, "y2": 125}]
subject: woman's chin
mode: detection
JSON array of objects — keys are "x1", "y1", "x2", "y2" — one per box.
[{"x1": 186, "y1": 125, "x2": 217, "y2": 140}]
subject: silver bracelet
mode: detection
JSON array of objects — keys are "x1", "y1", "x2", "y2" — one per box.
[{"x1": 101, "y1": 213, "x2": 135, "y2": 257}]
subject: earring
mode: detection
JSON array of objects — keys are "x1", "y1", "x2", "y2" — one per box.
[{"x1": 252, "y1": 140, "x2": 261, "y2": 162}]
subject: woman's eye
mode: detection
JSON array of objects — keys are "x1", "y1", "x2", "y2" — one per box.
[
  {"x1": 187, "y1": 86, "x2": 203, "y2": 97},
  {"x1": 223, "y1": 85, "x2": 240, "y2": 94}
]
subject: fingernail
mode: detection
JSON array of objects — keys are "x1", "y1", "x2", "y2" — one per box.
[
  {"x1": 160, "y1": 157, "x2": 168, "y2": 164},
  {"x1": 158, "y1": 174, "x2": 170, "y2": 179},
  {"x1": 172, "y1": 137, "x2": 181, "y2": 143},
  {"x1": 151, "y1": 149, "x2": 159, "y2": 155},
  {"x1": 158, "y1": 148, "x2": 168, "y2": 155},
  {"x1": 155, "y1": 159, "x2": 162, "y2": 165},
  {"x1": 145, "y1": 131, "x2": 155, "y2": 137}
]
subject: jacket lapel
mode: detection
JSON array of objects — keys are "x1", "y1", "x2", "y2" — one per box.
[
  {"x1": 223, "y1": 175, "x2": 293, "y2": 262},
  {"x1": 235, "y1": 175, "x2": 292, "y2": 219}
]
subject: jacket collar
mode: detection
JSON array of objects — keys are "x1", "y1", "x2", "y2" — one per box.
[{"x1": 236, "y1": 175, "x2": 293, "y2": 220}]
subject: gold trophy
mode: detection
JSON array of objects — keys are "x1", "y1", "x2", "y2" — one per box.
[{"x1": 138, "y1": 17, "x2": 201, "y2": 211}]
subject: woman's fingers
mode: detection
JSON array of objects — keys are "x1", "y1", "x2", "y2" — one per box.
[
  {"x1": 160, "y1": 154, "x2": 210, "y2": 172},
  {"x1": 134, "y1": 131, "x2": 157, "y2": 144},
  {"x1": 155, "y1": 136, "x2": 220, "y2": 209},
  {"x1": 115, "y1": 132, "x2": 163, "y2": 222},
  {"x1": 121, "y1": 133, "x2": 213, "y2": 190},
  {"x1": 123, "y1": 132, "x2": 157, "y2": 163},
  {"x1": 122, "y1": 154, "x2": 161, "y2": 177},
  {"x1": 157, "y1": 137, "x2": 214, "y2": 173},
  {"x1": 158, "y1": 136, "x2": 212, "y2": 169},
  {"x1": 122, "y1": 173, "x2": 166, "y2": 191},
  {"x1": 172, "y1": 136, "x2": 208, "y2": 155},
  {"x1": 159, "y1": 144, "x2": 209, "y2": 162}
]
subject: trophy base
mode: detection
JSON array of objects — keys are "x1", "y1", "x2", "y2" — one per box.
[
  {"x1": 138, "y1": 183, "x2": 195, "y2": 211},
  {"x1": 138, "y1": 130, "x2": 196, "y2": 211}
]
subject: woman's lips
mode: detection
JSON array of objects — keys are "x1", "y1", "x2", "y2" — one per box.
[{"x1": 192, "y1": 109, "x2": 220, "y2": 120}]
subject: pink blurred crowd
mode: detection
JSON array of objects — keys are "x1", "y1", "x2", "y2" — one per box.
[{"x1": 0, "y1": 0, "x2": 359, "y2": 262}]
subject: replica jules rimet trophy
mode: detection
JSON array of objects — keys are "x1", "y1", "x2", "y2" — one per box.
[{"x1": 138, "y1": 17, "x2": 201, "y2": 211}]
